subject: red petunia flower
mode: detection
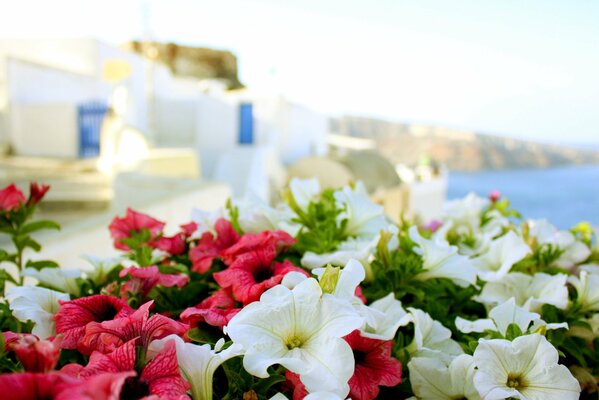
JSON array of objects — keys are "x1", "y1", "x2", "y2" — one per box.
[
  {"x1": 189, "y1": 218, "x2": 240, "y2": 273},
  {"x1": 27, "y1": 182, "x2": 50, "y2": 206},
  {"x1": 119, "y1": 266, "x2": 189, "y2": 300},
  {"x1": 10, "y1": 334, "x2": 61, "y2": 373},
  {"x1": 59, "y1": 371, "x2": 135, "y2": 400},
  {"x1": 219, "y1": 230, "x2": 295, "y2": 266},
  {"x1": 149, "y1": 234, "x2": 186, "y2": 255},
  {"x1": 81, "y1": 301, "x2": 188, "y2": 354},
  {"x1": 54, "y1": 295, "x2": 134, "y2": 352},
  {"x1": 109, "y1": 208, "x2": 165, "y2": 250},
  {"x1": 0, "y1": 183, "x2": 26, "y2": 212},
  {"x1": 180, "y1": 289, "x2": 240, "y2": 329},
  {"x1": 67, "y1": 339, "x2": 189, "y2": 400},
  {"x1": 344, "y1": 330, "x2": 402, "y2": 400},
  {"x1": 0, "y1": 372, "x2": 79, "y2": 400},
  {"x1": 284, "y1": 370, "x2": 308, "y2": 400},
  {"x1": 179, "y1": 221, "x2": 198, "y2": 238},
  {"x1": 214, "y1": 259, "x2": 308, "y2": 305}
]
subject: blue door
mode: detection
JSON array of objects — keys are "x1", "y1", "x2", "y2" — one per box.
[
  {"x1": 239, "y1": 102, "x2": 254, "y2": 145},
  {"x1": 78, "y1": 101, "x2": 108, "y2": 158}
]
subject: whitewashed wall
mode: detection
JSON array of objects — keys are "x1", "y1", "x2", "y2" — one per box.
[{"x1": 10, "y1": 103, "x2": 79, "y2": 158}]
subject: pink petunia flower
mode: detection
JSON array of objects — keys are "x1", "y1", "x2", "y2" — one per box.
[
  {"x1": 179, "y1": 221, "x2": 198, "y2": 238},
  {"x1": 27, "y1": 182, "x2": 50, "y2": 206},
  {"x1": 489, "y1": 190, "x2": 501, "y2": 203},
  {"x1": 214, "y1": 258, "x2": 308, "y2": 305},
  {"x1": 189, "y1": 218, "x2": 240, "y2": 273},
  {"x1": 80, "y1": 301, "x2": 188, "y2": 354},
  {"x1": 149, "y1": 234, "x2": 186, "y2": 256},
  {"x1": 0, "y1": 183, "x2": 26, "y2": 212},
  {"x1": 59, "y1": 371, "x2": 136, "y2": 400},
  {"x1": 179, "y1": 289, "x2": 240, "y2": 329},
  {"x1": 119, "y1": 266, "x2": 189, "y2": 300},
  {"x1": 54, "y1": 295, "x2": 134, "y2": 351},
  {"x1": 219, "y1": 230, "x2": 295, "y2": 266},
  {"x1": 65, "y1": 339, "x2": 189, "y2": 400},
  {"x1": 9, "y1": 334, "x2": 61, "y2": 373},
  {"x1": 344, "y1": 330, "x2": 402, "y2": 400},
  {"x1": 0, "y1": 372, "x2": 79, "y2": 400},
  {"x1": 109, "y1": 208, "x2": 165, "y2": 250}
]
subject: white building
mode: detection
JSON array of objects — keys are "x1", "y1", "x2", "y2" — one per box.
[{"x1": 0, "y1": 38, "x2": 329, "y2": 202}]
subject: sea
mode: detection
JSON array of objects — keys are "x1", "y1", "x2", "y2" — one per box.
[{"x1": 446, "y1": 164, "x2": 599, "y2": 229}]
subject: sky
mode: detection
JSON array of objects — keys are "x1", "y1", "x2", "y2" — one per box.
[{"x1": 1, "y1": 0, "x2": 599, "y2": 146}]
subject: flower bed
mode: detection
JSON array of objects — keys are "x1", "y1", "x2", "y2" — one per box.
[{"x1": 0, "y1": 179, "x2": 597, "y2": 399}]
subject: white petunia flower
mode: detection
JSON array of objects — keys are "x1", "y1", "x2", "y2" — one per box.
[
  {"x1": 289, "y1": 177, "x2": 320, "y2": 212},
  {"x1": 225, "y1": 278, "x2": 363, "y2": 397},
  {"x1": 6, "y1": 286, "x2": 70, "y2": 338},
  {"x1": 313, "y1": 259, "x2": 411, "y2": 341},
  {"x1": 81, "y1": 255, "x2": 124, "y2": 284},
  {"x1": 22, "y1": 267, "x2": 81, "y2": 296},
  {"x1": 526, "y1": 219, "x2": 591, "y2": 269},
  {"x1": 359, "y1": 292, "x2": 412, "y2": 340},
  {"x1": 149, "y1": 335, "x2": 243, "y2": 400},
  {"x1": 473, "y1": 334, "x2": 580, "y2": 400},
  {"x1": 475, "y1": 272, "x2": 569, "y2": 312},
  {"x1": 333, "y1": 182, "x2": 387, "y2": 239},
  {"x1": 235, "y1": 194, "x2": 301, "y2": 236},
  {"x1": 456, "y1": 298, "x2": 566, "y2": 337},
  {"x1": 472, "y1": 231, "x2": 531, "y2": 282},
  {"x1": 409, "y1": 226, "x2": 478, "y2": 287},
  {"x1": 301, "y1": 236, "x2": 377, "y2": 271},
  {"x1": 406, "y1": 308, "x2": 463, "y2": 362},
  {"x1": 442, "y1": 192, "x2": 489, "y2": 234},
  {"x1": 408, "y1": 354, "x2": 480, "y2": 400},
  {"x1": 568, "y1": 271, "x2": 599, "y2": 311}
]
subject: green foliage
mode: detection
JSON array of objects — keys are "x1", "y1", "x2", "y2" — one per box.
[
  {"x1": 217, "y1": 358, "x2": 286, "y2": 400},
  {"x1": 512, "y1": 244, "x2": 566, "y2": 274},
  {"x1": 292, "y1": 189, "x2": 348, "y2": 254},
  {"x1": 226, "y1": 198, "x2": 244, "y2": 235},
  {"x1": 0, "y1": 189, "x2": 60, "y2": 291},
  {"x1": 364, "y1": 229, "x2": 485, "y2": 339}
]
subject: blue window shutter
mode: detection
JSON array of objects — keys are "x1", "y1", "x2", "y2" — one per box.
[
  {"x1": 78, "y1": 101, "x2": 108, "y2": 158},
  {"x1": 239, "y1": 102, "x2": 254, "y2": 145}
]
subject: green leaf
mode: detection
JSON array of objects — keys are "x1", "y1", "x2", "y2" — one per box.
[
  {"x1": 25, "y1": 260, "x2": 59, "y2": 270},
  {"x1": 158, "y1": 263, "x2": 188, "y2": 274},
  {"x1": 252, "y1": 373, "x2": 286, "y2": 394},
  {"x1": 20, "y1": 220, "x2": 60, "y2": 235},
  {"x1": 505, "y1": 323, "x2": 523, "y2": 340}
]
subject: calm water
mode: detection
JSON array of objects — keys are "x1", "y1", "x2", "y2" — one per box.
[{"x1": 447, "y1": 165, "x2": 599, "y2": 229}]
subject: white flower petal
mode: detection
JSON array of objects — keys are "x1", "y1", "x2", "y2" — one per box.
[
  {"x1": 360, "y1": 293, "x2": 411, "y2": 340},
  {"x1": 473, "y1": 334, "x2": 580, "y2": 400},
  {"x1": 488, "y1": 298, "x2": 539, "y2": 336},
  {"x1": 455, "y1": 317, "x2": 496, "y2": 334},
  {"x1": 22, "y1": 267, "x2": 81, "y2": 296},
  {"x1": 289, "y1": 177, "x2": 320, "y2": 212},
  {"x1": 409, "y1": 355, "x2": 480, "y2": 400},
  {"x1": 409, "y1": 226, "x2": 477, "y2": 287},
  {"x1": 473, "y1": 231, "x2": 531, "y2": 282},
  {"x1": 334, "y1": 182, "x2": 387, "y2": 239},
  {"x1": 6, "y1": 286, "x2": 69, "y2": 338}
]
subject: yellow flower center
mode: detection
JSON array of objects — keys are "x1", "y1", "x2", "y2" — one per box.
[
  {"x1": 506, "y1": 373, "x2": 527, "y2": 390},
  {"x1": 285, "y1": 335, "x2": 305, "y2": 350}
]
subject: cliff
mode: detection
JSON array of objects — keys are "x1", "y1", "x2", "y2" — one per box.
[{"x1": 331, "y1": 116, "x2": 599, "y2": 171}]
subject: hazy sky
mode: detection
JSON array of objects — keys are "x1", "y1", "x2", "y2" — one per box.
[{"x1": 2, "y1": 0, "x2": 599, "y2": 146}]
